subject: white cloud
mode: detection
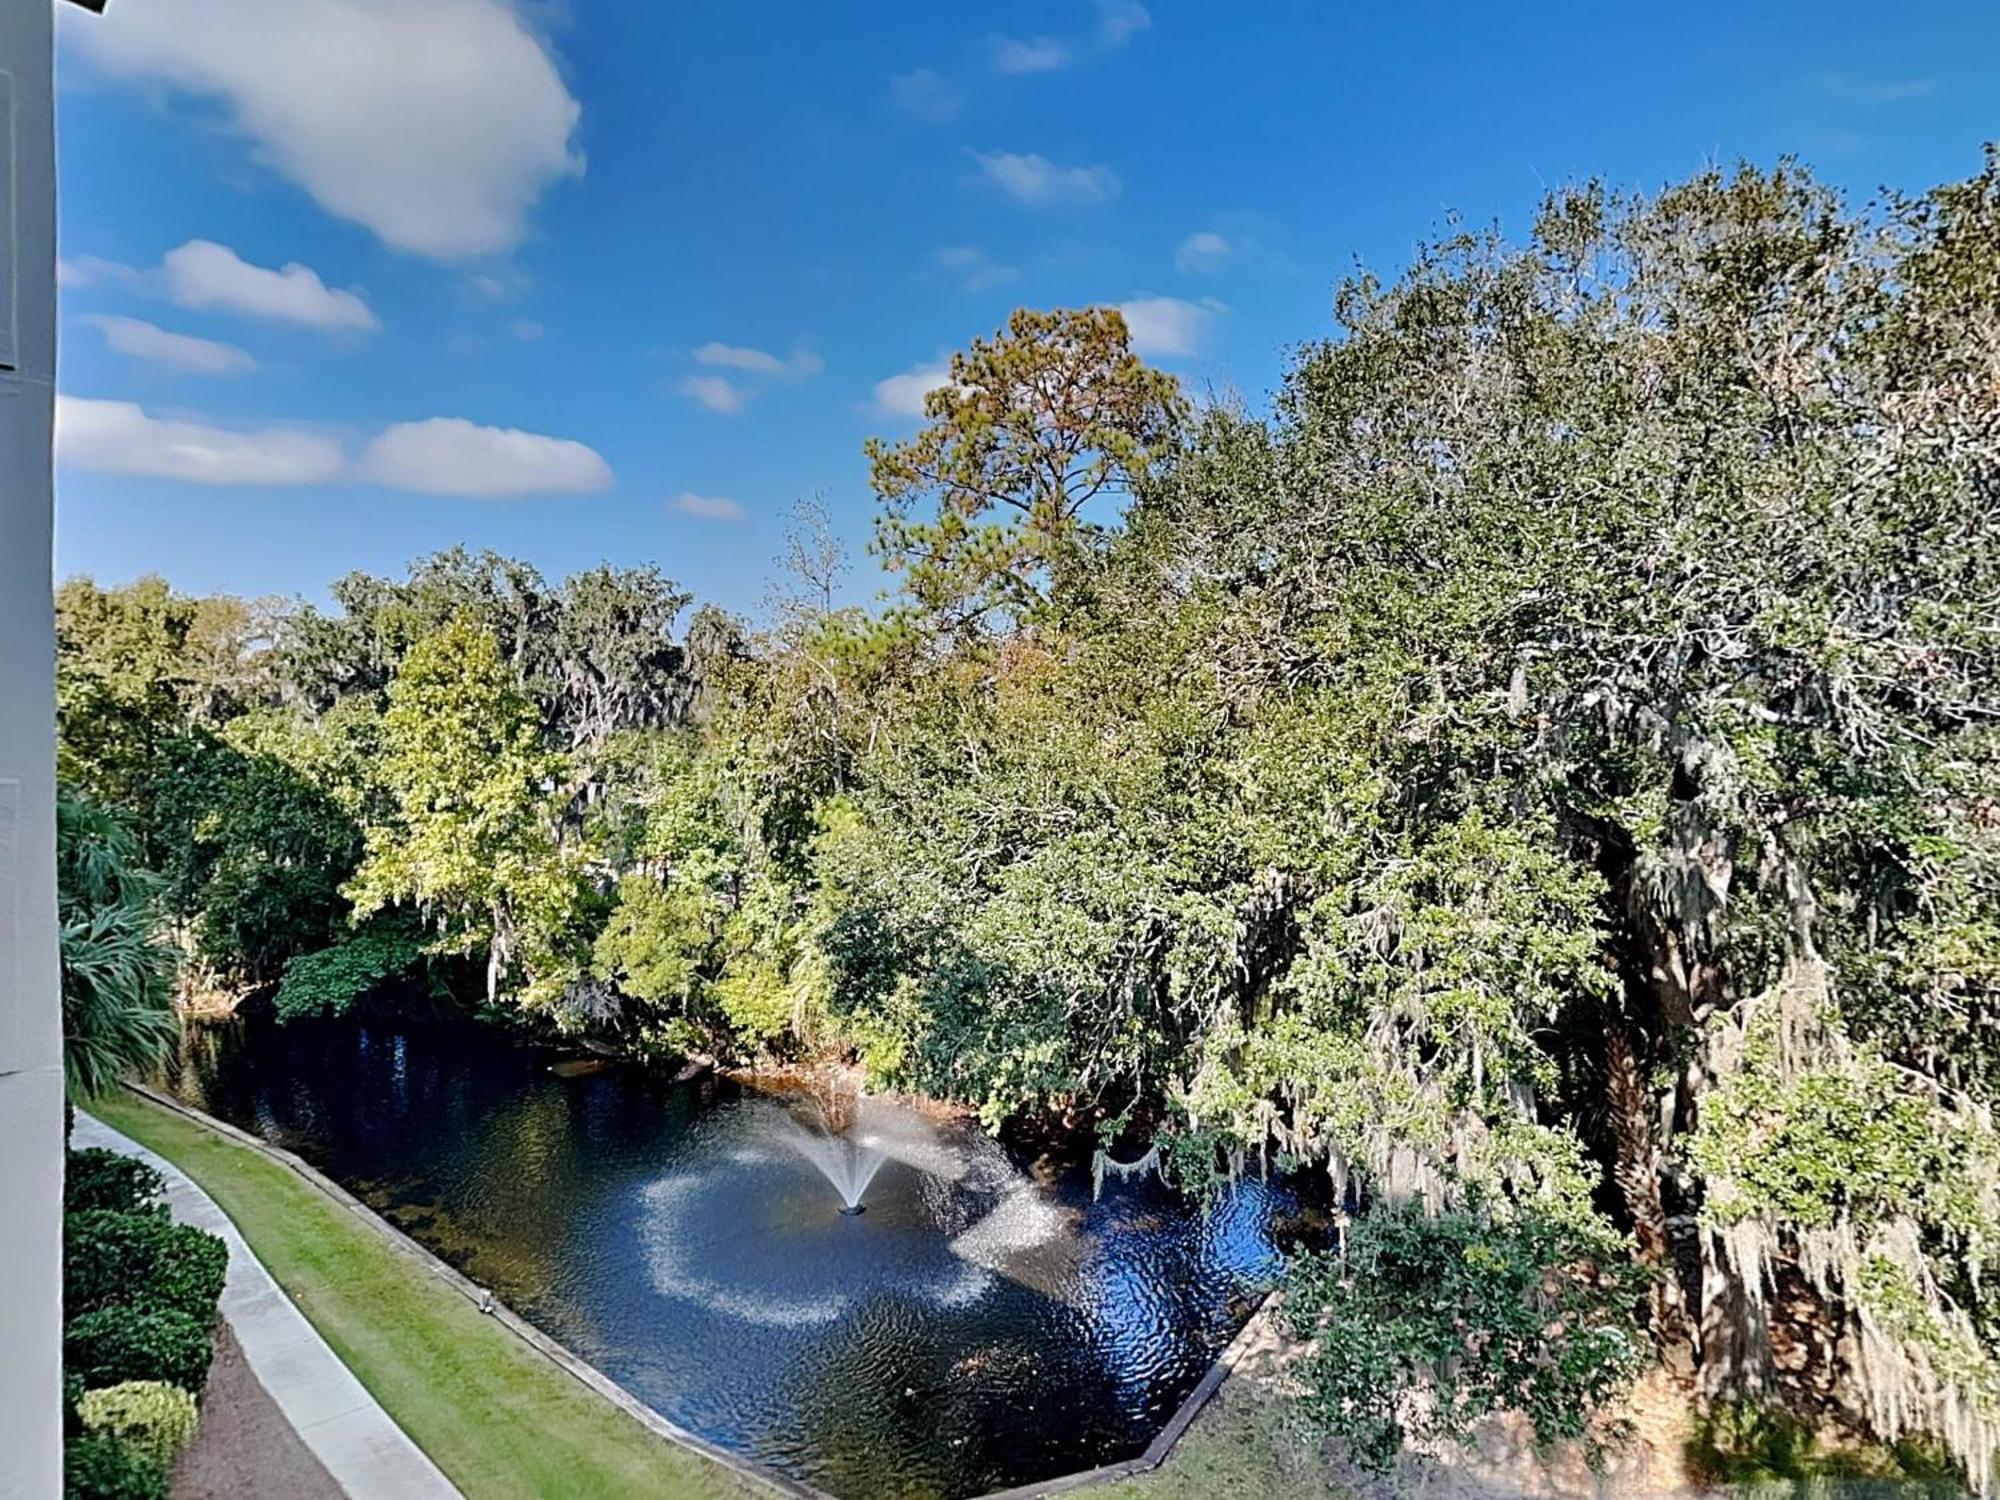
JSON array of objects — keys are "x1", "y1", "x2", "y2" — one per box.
[
  {"x1": 1097, "y1": 0, "x2": 1152, "y2": 46},
  {"x1": 82, "y1": 315, "x2": 255, "y2": 375},
  {"x1": 937, "y1": 246, "x2": 1019, "y2": 292},
  {"x1": 161, "y1": 240, "x2": 377, "y2": 333},
  {"x1": 694, "y1": 343, "x2": 824, "y2": 380},
  {"x1": 672, "y1": 491, "x2": 747, "y2": 522},
  {"x1": 677, "y1": 375, "x2": 748, "y2": 415},
  {"x1": 64, "y1": 0, "x2": 582, "y2": 260},
  {"x1": 872, "y1": 363, "x2": 953, "y2": 419},
  {"x1": 356, "y1": 417, "x2": 612, "y2": 498},
  {"x1": 887, "y1": 67, "x2": 963, "y2": 124},
  {"x1": 58, "y1": 254, "x2": 138, "y2": 289},
  {"x1": 1175, "y1": 231, "x2": 1231, "y2": 274},
  {"x1": 972, "y1": 151, "x2": 1120, "y2": 208},
  {"x1": 56, "y1": 396, "x2": 343, "y2": 485},
  {"x1": 1119, "y1": 296, "x2": 1222, "y2": 358},
  {"x1": 988, "y1": 34, "x2": 1073, "y2": 74},
  {"x1": 510, "y1": 319, "x2": 544, "y2": 342}
]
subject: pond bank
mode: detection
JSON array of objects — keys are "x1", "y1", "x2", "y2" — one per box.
[{"x1": 86, "y1": 1088, "x2": 774, "y2": 1500}]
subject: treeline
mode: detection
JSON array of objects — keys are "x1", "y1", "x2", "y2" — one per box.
[{"x1": 59, "y1": 158, "x2": 2000, "y2": 1485}]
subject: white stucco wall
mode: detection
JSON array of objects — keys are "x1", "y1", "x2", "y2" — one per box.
[{"x1": 0, "y1": 1, "x2": 63, "y2": 1495}]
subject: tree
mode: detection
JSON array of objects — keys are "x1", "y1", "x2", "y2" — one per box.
[
  {"x1": 866, "y1": 307, "x2": 1185, "y2": 633},
  {"x1": 345, "y1": 619, "x2": 588, "y2": 1010},
  {"x1": 57, "y1": 794, "x2": 177, "y2": 1098}
]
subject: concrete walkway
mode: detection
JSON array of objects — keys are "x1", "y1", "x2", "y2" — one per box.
[{"x1": 74, "y1": 1112, "x2": 464, "y2": 1500}]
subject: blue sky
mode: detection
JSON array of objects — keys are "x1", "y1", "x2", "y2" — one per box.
[{"x1": 52, "y1": 0, "x2": 2000, "y2": 620}]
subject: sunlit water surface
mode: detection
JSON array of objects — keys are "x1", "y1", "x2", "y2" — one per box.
[{"x1": 168, "y1": 1019, "x2": 1290, "y2": 1499}]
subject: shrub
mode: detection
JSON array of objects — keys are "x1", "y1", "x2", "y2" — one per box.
[
  {"x1": 62, "y1": 1430, "x2": 168, "y2": 1500},
  {"x1": 64, "y1": 1150, "x2": 166, "y2": 1217},
  {"x1": 65, "y1": 1305, "x2": 213, "y2": 1394},
  {"x1": 65, "y1": 1210, "x2": 227, "y2": 1322},
  {"x1": 1282, "y1": 1201, "x2": 1651, "y2": 1472},
  {"x1": 76, "y1": 1382, "x2": 199, "y2": 1473}
]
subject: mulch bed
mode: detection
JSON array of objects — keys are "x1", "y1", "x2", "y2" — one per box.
[{"x1": 172, "y1": 1322, "x2": 345, "y2": 1500}]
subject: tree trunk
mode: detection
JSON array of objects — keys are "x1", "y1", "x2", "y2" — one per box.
[{"x1": 1604, "y1": 1021, "x2": 1697, "y2": 1379}]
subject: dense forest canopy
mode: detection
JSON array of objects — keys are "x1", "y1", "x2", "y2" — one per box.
[{"x1": 57, "y1": 157, "x2": 2000, "y2": 1487}]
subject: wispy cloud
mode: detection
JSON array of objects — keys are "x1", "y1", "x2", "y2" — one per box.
[
  {"x1": 1174, "y1": 231, "x2": 1230, "y2": 274},
  {"x1": 57, "y1": 396, "x2": 343, "y2": 485},
  {"x1": 972, "y1": 151, "x2": 1120, "y2": 207},
  {"x1": 81, "y1": 315, "x2": 255, "y2": 375},
  {"x1": 1119, "y1": 296, "x2": 1224, "y2": 358},
  {"x1": 672, "y1": 491, "x2": 747, "y2": 522},
  {"x1": 1096, "y1": 0, "x2": 1151, "y2": 47},
  {"x1": 937, "y1": 246, "x2": 1019, "y2": 292},
  {"x1": 988, "y1": 2, "x2": 1149, "y2": 73},
  {"x1": 693, "y1": 342, "x2": 824, "y2": 380},
  {"x1": 887, "y1": 67, "x2": 963, "y2": 123},
  {"x1": 356, "y1": 417, "x2": 613, "y2": 497},
  {"x1": 677, "y1": 374, "x2": 748, "y2": 414},
  {"x1": 988, "y1": 34, "x2": 1073, "y2": 75},
  {"x1": 1814, "y1": 69, "x2": 1936, "y2": 105}
]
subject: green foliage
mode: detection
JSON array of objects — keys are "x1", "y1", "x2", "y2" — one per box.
[
  {"x1": 76, "y1": 1383, "x2": 199, "y2": 1473},
  {"x1": 65, "y1": 1305, "x2": 213, "y2": 1394},
  {"x1": 62, "y1": 1430, "x2": 169, "y2": 1500},
  {"x1": 64, "y1": 1149, "x2": 165, "y2": 1217},
  {"x1": 57, "y1": 795, "x2": 178, "y2": 1098},
  {"x1": 346, "y1": 618, "x2": 590, "y2": 1011},
  {"x1": 867, "y1": 306, "x2": 1186, "y2": 631},
  {"x1": 273, "y1": 925, "x2": 428, "y2": 1022},
  {"x1": 149, "y1": 722, "x2": 362, "y2": 985},
  {"x1": 65, "y1": 1210, "x2": 228, "y2": 1323},
  {"x1": 1282, "y1": 1203, "x2": 1651, "y2": 1472}
]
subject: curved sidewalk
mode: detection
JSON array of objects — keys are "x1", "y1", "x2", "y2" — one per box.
[{"x1": 73, "y1": 1111, "x2": 464, "y2": 1500}]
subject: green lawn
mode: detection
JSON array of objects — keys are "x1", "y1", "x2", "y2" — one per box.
[
  {"x1": 87, "y1": 1091, "x2": 761, "y2": 1500},
  {"x1": 1101, "y1": 1383, "x2": 1346, "y2": 1500}
]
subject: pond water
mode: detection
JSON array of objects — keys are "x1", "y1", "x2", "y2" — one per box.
[{"x1": 167, "y1": 1019, "x2": 1292, "y2": 1499}]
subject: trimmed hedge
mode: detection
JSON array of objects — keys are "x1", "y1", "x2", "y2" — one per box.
[
  {"x1": 65, "y1": 1210, "x2": 227, "y2": 1323},
  {"x1": 62, "y1": 1430, "x2": 168, "y2": 1500},
  {"x1": 65, "y1": 1149, "x2": 166, "y2": 1217},
  {"x1": 64, "y1": 1305, "x2": 213, "y2": 1394}
]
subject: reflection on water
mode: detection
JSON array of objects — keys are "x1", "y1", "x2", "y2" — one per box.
[{"x1": 168, "y1": 1018, "x2": 1289, "y2": 1500}]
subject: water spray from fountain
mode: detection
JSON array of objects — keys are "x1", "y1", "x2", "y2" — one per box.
[{"x1": 784, "y1": 1069, "x2": 887, "y2": 1215}]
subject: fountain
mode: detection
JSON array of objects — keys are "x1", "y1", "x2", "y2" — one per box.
[
  {"x1": 784, "y1": 1068, "x2": 888, "y2": 1215},
  {"x1": 784, "y1": 1120, "x2": 888, "y2": 1215}
]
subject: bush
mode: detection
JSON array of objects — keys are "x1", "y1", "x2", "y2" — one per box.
[
  {"x1": 76, "y1": 1382, "x2": 199, "y2": 1473},
  {"x1": 63, "y1": 1430, "x2": 168, "y2": 1500},
  {"x1": 1282, "y1": 1202, "x2": 1651, "y2": 1472},
  {"x1": 64, "y1": 1150, "x2": 166, "y2": 1217},
  {"x1": 65, "y1": 1305, "x2": 213, "y2": 1394},
  {"x1": 65, "y1": 1210, "x2": 227, "y2": 1322}
]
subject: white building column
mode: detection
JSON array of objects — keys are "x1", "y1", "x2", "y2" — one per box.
[{"x1": 0, "y1": 0, "x2": 63, "y2": 1494}]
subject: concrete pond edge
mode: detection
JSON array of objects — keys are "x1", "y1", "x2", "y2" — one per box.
[{"x1": 119, "y1": 1080, "x2": 1278, "y2": 1500}]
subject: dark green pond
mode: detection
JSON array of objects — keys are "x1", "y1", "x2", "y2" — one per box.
[{"x1": 168, "y1": 1017, "x2": 1291, "y2": 1499}]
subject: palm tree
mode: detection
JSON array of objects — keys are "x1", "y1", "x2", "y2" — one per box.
[{"x1": 57, "y1": 792, "x2": 178, "y2": 1097}]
